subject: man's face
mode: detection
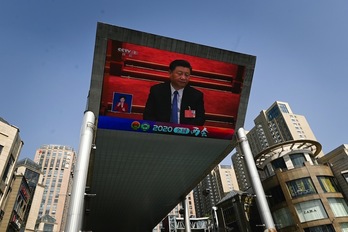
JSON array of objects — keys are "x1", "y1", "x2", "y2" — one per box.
[{"x1": 169, "y1": 66, "x2": 191, "y2": 90}]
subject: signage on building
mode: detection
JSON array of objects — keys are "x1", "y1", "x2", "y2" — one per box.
[
  {"x1": 20, "y1": 184, "x2": 29, "y2": 202},
  {"x1": 11, "y1": 213, "x2": 21, "y2": 229}
]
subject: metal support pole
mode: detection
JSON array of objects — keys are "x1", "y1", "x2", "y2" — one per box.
[
  {"x1": 183, "y1": 197, "x2": 192, "y2": 232},
  {"x1": 65, "y1": 111, "x2": 96, "y2": 232},
  {"x1": 212, "y1": 206, "x2": 219, "y2": 232},
  {"x1": 236, "y1": 128, "x2": 277, "y2": 232}
]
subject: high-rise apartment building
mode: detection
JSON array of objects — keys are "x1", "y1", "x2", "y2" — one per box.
[
  {"x1": 170, "y1": 191, "x2": 196, "y2": 217},
  {"x1": 33, "y1": 145, "x2": 75, "y2": 232},
  {"x1": 153, "y1": 191, "x2": 196, "y2": 232},
  {"x1": 0, "y1": 117, "x2": 23, "y2": 224},
  {"x1": 194, "y1": 164, "x2": 238, "y2": 217},
  {"x1": 157, "y1": 165, "x2": 238, "y2": 231},
  {"x1": 231, "y1": 150, "x2": 251, "y2": 192},
  {"x1": 212, "y1": 164, "x2": 239, "y2": 198},
  {"x1": 233, "y1": 101, "x2": 324, "y2": 191},
  {"x1": 247, "y1": 101, "x2": 321, "y2": 156}
]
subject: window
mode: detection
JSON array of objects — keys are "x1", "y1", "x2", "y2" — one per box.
[
  {"x1": 267, "y1": 105, "x2": 281, "y2": 120},
  {"x1": 271, "y1": 157, "x2": 287, "y2": 171},
  {"x1": 24, "y1": 169, "x2": 40, "y2": 190},
  {"x1": 341, "y1": 222, "x2": 348, "y2": 232},
  {"x1": 15, "y1": 196, "x2": 22, "y2": 212},
  {"x1": 327, "y1": 198, "x2": 348, "y2": 217},
  {"x1": 290, "y1": 153, "x2": 306, "y2": 168},
  {"x1": 342, "y1": 172, "x2": 348, "y2": 184},
  {"x1": 39, "y1": 157, "x2": 44, "y2": 166},
  {"x1": 2, "y1": 156, "x2": 14, "y2": 182},
  {"x1": 56, "y1": 158, "x2": 61, "y2": 169},
  {"x1": 279, "y1": 103, "x2": 289, "y2": 113},
  {"x1": 273, "y1": 207, "x2": 294, "y2": 229},
  {"x1": 266, "y1": 185, "x2": 285, "y2": 207},
  {"x1": 264, "y1": 165, "x2": 272, "y2": 177},
  {"x1": 43, "y1": 224, "x2": 54, "y2": 231},
  {"x1": 318, "y1": 176, "x2": 339, "y2": 193},
  {"x1": 44, "y1": 158, "x2": 49, "y2": 167},
  {"x1": 50, "y1": 158, "x2": 55, "y2": 168},
  {"x1": 295, "y1": 200, "x2": 328, "y2": 222},
  {"x1": 304, "y1": 224, "x2": 334, "y2": 232},
  {"x1": 287, "y1": 178, "x2": 316, "y2": 198}
]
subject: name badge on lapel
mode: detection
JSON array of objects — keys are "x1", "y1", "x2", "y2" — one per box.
[{"x1": 185, "y1": 106, "x2": 196, "y2": 118}]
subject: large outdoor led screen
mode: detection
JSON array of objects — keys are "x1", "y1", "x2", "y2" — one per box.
[
  {"x1": 98, "y1": 39, "x2": 247, "y2": 140},
  {"x1": 85, "y1": 23, "x2": 256, "y2": 231}
]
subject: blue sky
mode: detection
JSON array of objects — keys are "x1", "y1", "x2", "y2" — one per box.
[{"x1": 1, "y1": 1, "x2": 347, "y2": 164}]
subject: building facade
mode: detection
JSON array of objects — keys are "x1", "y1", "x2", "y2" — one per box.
[
  {"x1": 0, "y1": 158, "x2": 43, "y2": 232},
  {"x1": 17, "y1": 158, "x2": 45, "y2": 232},
  {"x1": 0, "y1": 117, "x2": 24, "y2": 225},
  {"x1": 33, "y1": 145, "x2": 75, "y2": 232},
  {"x1": 215, "y1": 190, "x2": 256, "y2": 232},
  {"x1": 318, "y1": 144, "x2": 348, "y2": 200},
  {"x1": 256, "y1": 140, "x2": 348, "y2": 231},
  {"x1": 226, "y1": 102, "x2": 348, "y2": 231},
  {"x1": 0, "y1": 175, "x2": 31, "y2": 232},
  {"x1": 223, "y1": 140, "x2": 348, "y2": 231},
  {"x1": 193, "y1": 164, "x2": 238, "y2": 217}
]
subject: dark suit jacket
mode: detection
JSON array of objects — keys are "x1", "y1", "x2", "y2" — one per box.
[{"x1": 143, "y1": 82, "x2": 205, "y2": 125}]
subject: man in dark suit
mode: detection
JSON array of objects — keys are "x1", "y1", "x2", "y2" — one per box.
[{"x1": 143, "y1": 60, "x2": 205, "y2": 126}]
